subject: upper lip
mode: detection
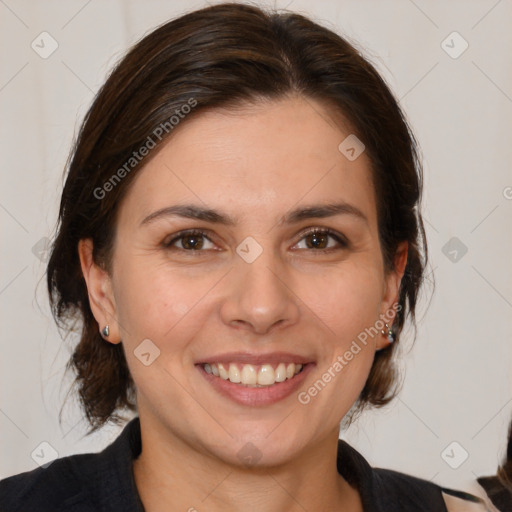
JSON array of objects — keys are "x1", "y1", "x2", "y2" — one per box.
[{"x1": 196, "y1": 351, "x2": 314, "y2": 365}]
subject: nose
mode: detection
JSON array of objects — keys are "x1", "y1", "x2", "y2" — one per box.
[{"x1": 219, "y1": 253, "x2": 300, "y2": 336}]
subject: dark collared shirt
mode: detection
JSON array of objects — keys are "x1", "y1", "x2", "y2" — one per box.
[{"x1": 0, "y1": 417, "x2": 482, "y2": 511}]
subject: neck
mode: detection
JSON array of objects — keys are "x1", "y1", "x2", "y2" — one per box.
[{"x1": 132, "y1": 416, "x2": 362, "y2": 512}]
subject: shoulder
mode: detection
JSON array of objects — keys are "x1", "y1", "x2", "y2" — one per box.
[
  {"x1": 0, "y1": 417, "x2": 143, "y2": 512},
  {"x1": 0, "y1": 452, "x2": 100, "y2": 511},
  {"x1": 337, "y1": 439, "x2": 486, "y2": 511},
  {"x1": 374, "y1": 468, "x2": 487, "y2": 511}
]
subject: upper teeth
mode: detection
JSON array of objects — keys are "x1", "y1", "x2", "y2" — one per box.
[{"x1": 203, "y1": 362, "x2": 303, "y2": 386}]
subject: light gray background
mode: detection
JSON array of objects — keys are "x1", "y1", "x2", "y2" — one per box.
[{"x1": 1, "y1": 0, "x2": 511, "y2": 498}]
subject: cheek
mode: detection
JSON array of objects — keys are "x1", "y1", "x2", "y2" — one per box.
[
  {"x1": 112, "y1": 259, "x2": 180, "y2": 339},
  {"x1": 299, "y1": 261, "x2": 383, "y2": 342},
  {"x1": 111, "y1": 264, "x2": 209, "y2": 399},
  {"x1": 298, "y1": 269, "x2": 380, "y2": 419},
  {"x1": 295, "y1": 260, "x2": 384, "y2": 406},
  {"x1": 112, "y1": 258, "x2": 219, "y2": 351}
]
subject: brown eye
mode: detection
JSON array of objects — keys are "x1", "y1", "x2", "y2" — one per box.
[
  {"x1": 164, "y1": 230, "x2": 215, "y2": 251},
  {"x1": 181, "y1": 233, "x2": 205, "y2": 250},
  {"x1": 294, "y1": 229, "x2": 348, "y2": 252},
  {"x1": 305, "y1": 231, "x2": 329, "y2": 249}
]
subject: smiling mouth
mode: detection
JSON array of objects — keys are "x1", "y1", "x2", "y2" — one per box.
[{"x1": 202, "y1": 362, "x2": 304, "y2": 387}]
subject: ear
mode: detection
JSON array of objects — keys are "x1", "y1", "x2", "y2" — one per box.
[
  {"x1": 78, "y1": 239, "x2": 121, "y2": 344},
  {"x1": 376, "y1": 241, "x2": 408, "y2": 350}
]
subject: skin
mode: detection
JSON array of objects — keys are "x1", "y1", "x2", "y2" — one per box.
[{"x1": 79, "y1": 95, "x2": 408, "y2": 512}]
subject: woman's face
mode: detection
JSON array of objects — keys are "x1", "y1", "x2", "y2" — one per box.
[{"x1": 82, "y1": 96, "x2": 406, "y2": 467}]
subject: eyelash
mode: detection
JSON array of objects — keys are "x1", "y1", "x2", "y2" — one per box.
[{"x1": 163, "y1": 228, "x2": 349, "y2": 255}]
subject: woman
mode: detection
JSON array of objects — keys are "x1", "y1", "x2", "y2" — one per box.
[{"x1": 0, "y1": 3, "x2": 489, "y2": 511}]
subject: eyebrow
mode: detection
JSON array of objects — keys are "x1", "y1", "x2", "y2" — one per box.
[
  {"x1": 141, "y1": 205, "x2": 236, "y2": 226},
  {"x1": 140, "y1": 201, "x2": 368, "y2": 227},
  {"x1": 281, "y1": 202, "x2": 368, "y2": 226}
]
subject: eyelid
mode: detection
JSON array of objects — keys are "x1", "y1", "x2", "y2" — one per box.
[
  {"x1": 163, "y1": 227, "x2": 349, "y2": 253},
  {"x1": 292, "y1": 227, "x2": 349, "y2": 251},
  {"x1": 163, "y1": 228, "x2": 218, "y2": 249}
]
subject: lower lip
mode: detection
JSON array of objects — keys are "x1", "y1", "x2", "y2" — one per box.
[{"x1": 197, "y1": 364, "x2": 314, "y2": 406}]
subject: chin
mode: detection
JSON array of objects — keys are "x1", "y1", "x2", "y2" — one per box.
[{"x1": 212, "y1": 429, "x2": 306, "y2": 469}]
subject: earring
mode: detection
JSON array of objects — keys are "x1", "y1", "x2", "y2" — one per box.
[
  {"x1": 381, "y1": 323, "x2": 395, "y2": 343},
  {"x1": 101, "y1": 325, "x2": 110, "y2": 338}
]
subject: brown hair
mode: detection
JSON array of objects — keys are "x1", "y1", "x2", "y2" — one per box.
[{"x1": 47, "y1": 2, "x2": 429, "y2": 432}]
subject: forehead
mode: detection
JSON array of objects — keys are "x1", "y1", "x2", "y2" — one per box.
[{"x1": 119, "y1": 96, "x2": 378, "y2": 229}]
